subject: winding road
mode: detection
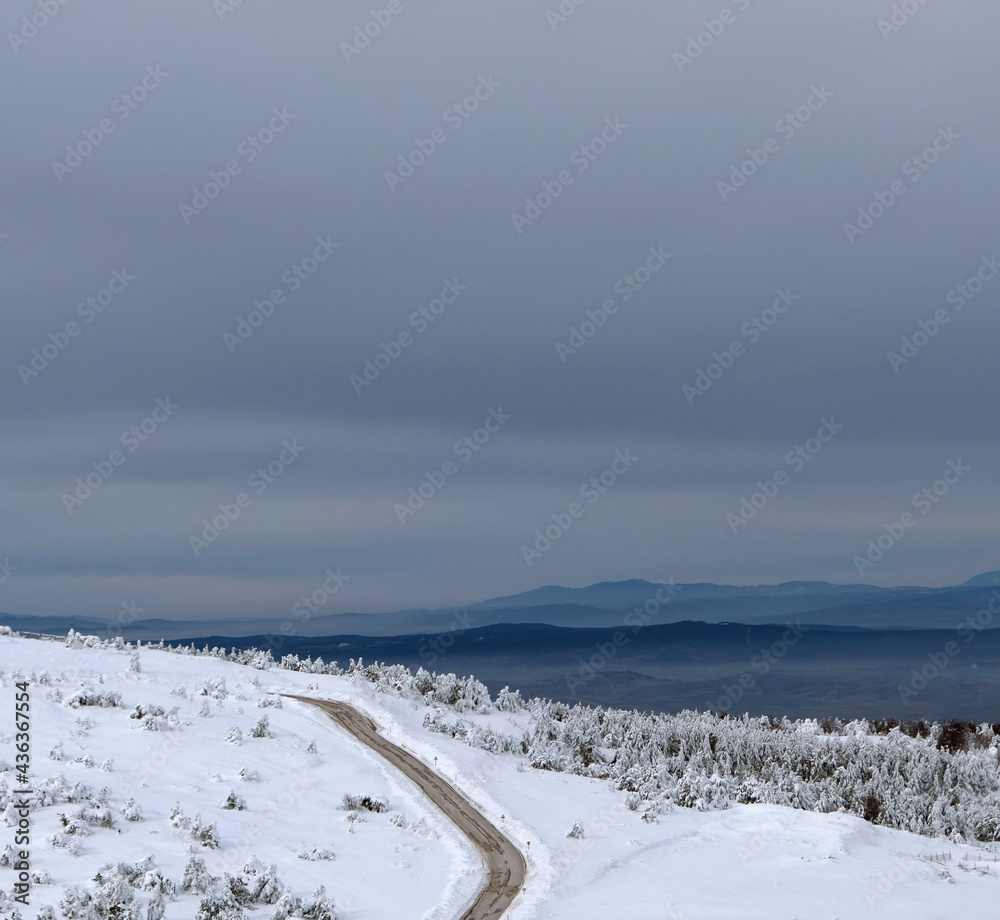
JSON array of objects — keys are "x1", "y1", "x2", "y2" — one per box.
[{"x1": 284, "y1": 695, "x2": 526, "y2": 920}]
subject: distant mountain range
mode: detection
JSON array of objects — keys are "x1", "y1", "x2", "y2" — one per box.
[
  {"x1": 3, "y1": 571, "x2": 999, "y2": 641},
  {"x1": 473, "y1": 578, "x2": 884, "y2": 609}
]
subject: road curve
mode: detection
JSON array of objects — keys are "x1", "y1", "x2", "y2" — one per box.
[{"x1": 284, "y1": 694, "x2": 526, "y2": 920}]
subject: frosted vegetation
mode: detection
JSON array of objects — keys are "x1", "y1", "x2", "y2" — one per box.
[{"x1": 59, "y1": 629, "x2": 1000, "y2": 843}]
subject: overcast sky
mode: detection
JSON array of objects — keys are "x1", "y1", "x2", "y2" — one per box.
[{"x1": 2, "y1": 0, "x2": 998, "y2": 621}]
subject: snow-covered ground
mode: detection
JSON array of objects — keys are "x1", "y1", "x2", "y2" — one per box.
[{"x1": 1, "y1": 634, "x2": 998, "y2": 919}]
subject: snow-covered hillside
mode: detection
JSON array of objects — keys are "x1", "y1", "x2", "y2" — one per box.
[{"x1": 2, "y1": 633, "x2": 999, "y2": 920}]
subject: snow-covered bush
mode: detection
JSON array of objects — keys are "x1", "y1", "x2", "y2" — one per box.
[
  {"x1": 195, "y1": 888, "x2": 245, "y2": 920},
  {"x1": 341, "y1": 794, "x2": 387, "y2": 814},
  {"x1": 566, "y1": 819, "x2": 584, "y2": 839},
  {"x1": 270, "y1": 886, "x2": 337, "y2": 920},
  {"x1": 169, "y1": 803, "x2": 189, "y2": 829},
  {"x1": 60, "y1": 862, "x2": 145, "y2": 920},
  {"x1": 130, "y1": 703, "x2": 165, "y2": 721},
  {"x1": 65, "y1": 688, "x2": 122, "y2": 708},
  {"x1": 297, "y1": 847, "x2": 336, "y2": 861},
  {"x1": 147, "y1": 892, "x2": 166, "y2": 920},
  {"x1": 181, "y1": 856, "x2": 217, "y2": 895},
  {"x1": 190, "y1": 814, "x2": 221, "y2": 849},
  {"x1": 129, "y1": 702, "x2": 177, "y2": 731},
  {"x1": 58, "y1": 812, "x2": 92, "y2": 836},
  {"x1": 249, "y1": 715, "x2": 274, "y2": 739},
  {"x1": 200, "y1": 677, "x2": 228, "y2": 699},
  {"x1": 232, "y1": 858, "x2": 285, "y2": 905},
  {"x1": 220, "y1": 791, "x2": 247, "y2": 811},
  {"x1": 121, "y1": 797, "x2": 142, "y2": 821}
]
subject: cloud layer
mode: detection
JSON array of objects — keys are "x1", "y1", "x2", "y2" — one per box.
[{"x1": 2, "y1": 0, "x2": 998, "y2": 620}]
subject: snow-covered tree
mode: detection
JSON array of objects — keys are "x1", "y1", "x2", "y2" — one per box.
[
  {"x1": 220, "y1": 791, "x2": 247, "y2": 811},
  {"x1": 181, "y1": 856, "x2": 216, "y2": 894},
  {"x1": 121, "y1": 797, "x2": 142, "y2": 821},
  {"x1": 249, "y1": 716, "x2": 273, "y2": 739}
]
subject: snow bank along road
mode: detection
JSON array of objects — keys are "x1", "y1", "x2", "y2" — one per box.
[{"x1": 285, "y1": 695, "x2": 527, "y2": 920}]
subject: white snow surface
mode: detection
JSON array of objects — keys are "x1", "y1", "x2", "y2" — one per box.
[{"x1": 1, "y1": 634, "x2": 998, "y2": 920}]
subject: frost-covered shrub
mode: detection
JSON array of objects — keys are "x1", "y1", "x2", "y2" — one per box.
[
  {"x1": 249, "y1": 716, "x2": 273, "y2": 739},
  {"x1": 181, "y1": 856, "x2": 217, "y2": 894},
  {"x1": 60, "y1": 885, "x2": 97, "y2": 919},
  {"x1": 61, "y1": 863, "x2": 143, "y2": 919},
  {"x1": 298, "y1": 847, "x2": 336, "y2": 861},
  {"x1": 190, "y1": 814, "x2": 221, "y2": 849},
  {"x1": 566, "y1": 819, "x2": 584, "y2": 839},
  {"x1": 58, "y1": 813, "x2": 92, "y2": 836},
  {"x1": 200, "y1": 677, "x2": 228, "y2": 700},
  {"x1": 270, "y1": 886, "x2": 337, "y2": 920},
  {"x1": 147, "y1": 892, "x2": 166, "y2": 920},
  {"x1": 248, "y1": 650, "x2": 274, "y2": 670},
  {"x1": 130, "y1": 703, "x2": 165, "y2": 721},
  {"x1": 195, "y1": 889, "x2": 245, "y2": 920},
  {"x1": 220, "y1": 791, "x2": 247, "y2": 811},
  {"x1": 65, "y1": 688, "x2": 122, "y2": 708},
  {"x1": 226, "y1": 727, "x2": 243, "y2": 745},
  {"x1": 121, "y1": 797, "x2": 142, "y2": 821},
  {"x1": 169, "y1": 803, "x2": 189, "y2": 829},
  {"x1": 235, "y1": 858, "x2": 285, "y2": 905},
  {"x1": 495, "y1": 685, "x2": 525, "y2": 712},
  {"x1": 129, "y1": 703, "x2": 177, "y2": 731},
  {"x1": 49, "y1": 832, "x2": 81, "y2": 855},
  {"x1": 139, "y1": 863, "x2": 174, "y2": 897},
  {"x1": 190, "y1": 859, "x2": 288, "y2": 919},
  {"x1": 341, "y1": 794, "x2": 387, "y2": 814},
  {"x1": 239, "y1": 767, "x2": 260, "y2": 783},
  {"x1": 76, "y1": 801, "x2": 114, "y2": 828}
]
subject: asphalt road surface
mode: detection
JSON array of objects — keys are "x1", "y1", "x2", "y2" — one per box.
[{"x1": 285, "y1": 694, "x2": 527, "y2": 920}]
